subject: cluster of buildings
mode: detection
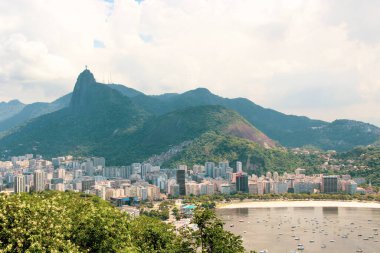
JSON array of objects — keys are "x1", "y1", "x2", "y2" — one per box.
[{"x1": 0, "y1": 154, "x2": 369, "y2": 207}]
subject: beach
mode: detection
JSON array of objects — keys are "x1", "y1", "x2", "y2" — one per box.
[{"x1": 218, "y1": 200, "x2": 380, "y2": 209}]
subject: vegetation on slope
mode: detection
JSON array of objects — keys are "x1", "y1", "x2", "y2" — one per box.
[
  {"x1": 0, "y1": 191, "x2": 245, "y2": 253},
  {"x1": 336, "y1": 146, "x2": 380, "y2": 186},
  {"x1": 163, "y1": 131, "x2": 322, "y2": 175}
]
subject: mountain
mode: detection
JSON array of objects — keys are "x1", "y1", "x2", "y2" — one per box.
[
  {"x1": 0, "y1": 93, "x2": 72, "y2": 133},
  {"x1": 1, "y1": 71, "x2": 379, "y2": 154},
  {"x1": 0, "y1": 70, "x2": 273, "y2": 165},
  {"x1": 0, "y1": 70, "x2": 149, "y2": 160},
  {"x1": 0, "y1": 99, "x2": 25, "y2": 122},
  {"x1": 128, "y1": 88, "x2": 380, "y2": 151}
]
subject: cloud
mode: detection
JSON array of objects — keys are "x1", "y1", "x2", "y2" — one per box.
[{"x1": 0, "y1": 0, "x2": 379, "y2": 126}]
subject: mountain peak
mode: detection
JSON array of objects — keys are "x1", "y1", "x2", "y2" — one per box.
[
  {"x1": 70, "y1": 69, "x2": 97, "y2": 110},
  {"x1": 1, "y1": 99, "x2": 23, "y2": 105},
  {"x1": 187, "y1": 87, "x2": 212, "y2": 95},
  {"x1": 77, "y1": 69, "x2": 96, "y2": 83}
]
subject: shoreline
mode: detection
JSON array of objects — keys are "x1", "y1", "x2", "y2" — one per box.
[{"x1": 217, "y1": 200, "x2": 380, "y2": 209}]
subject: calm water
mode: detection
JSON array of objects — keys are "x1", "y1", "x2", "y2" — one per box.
[{"x1": 217, "y1": 207, "x2": 380, "y2": 253}]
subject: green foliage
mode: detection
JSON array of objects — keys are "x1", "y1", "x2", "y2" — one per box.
[
  {"x1": 164, "y1": 131, "x2": 320, "y2": 175},
  {"x1": 192, "y1": 207, "x2": 245, "y2": 253},
  {"x1": 0, "y1": 191, "x2": 133, "y2": 252},
  {"x1": 336, "y1": 146, "x2": 380, "y2": 186},
  {"x1": 130, "y1": 216, "x2": 196, "y2": 253},
  {"x1": 0, "y1": 191, "x2": 246, "y2": 253}
]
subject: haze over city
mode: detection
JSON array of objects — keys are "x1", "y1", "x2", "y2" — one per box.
[{"x1": 1, "y1": 0, "x2": 380, "y2": 126}]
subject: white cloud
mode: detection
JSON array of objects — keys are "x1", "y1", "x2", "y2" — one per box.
[{"x1": 0, "y1": 0, "x2": 379, "y2": 126}]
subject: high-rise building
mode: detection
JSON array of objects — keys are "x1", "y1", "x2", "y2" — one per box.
[
  {"x1": 322, "y1": 175, "x2": 338, "y2": 193},
  {"x1": 236, "y1": 161, "x2": 243, "y2": 173},
  {"x1": 236, "y1": 173, "x2": 249, "y2": 193},
  {"x1": 33, "y1": 169, "x2": 45, "y2": 192},
  {"x1": 176, "y1": 169, "x2": 186, "y2": 196},
  {"x1": 14, "y1": 174, "x2": 25, "y2": 193},
  {"x1": 205, "y1": 162, "x2": 215, "y2": 178},
  {"x1": 141, "y1": 163, "x2": 152, "y2": 179}
]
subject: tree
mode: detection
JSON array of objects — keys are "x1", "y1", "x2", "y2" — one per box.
[
  {"x1": 192, "y1": 207, "x2": 245, "y2": 253},
  {"x1": 130, "y1": 215, "x2": 195, "y2": 253}
]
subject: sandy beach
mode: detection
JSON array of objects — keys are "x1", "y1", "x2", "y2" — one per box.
[{"x1": 218, "y1": 200, "x2": 380, "y2": 209}]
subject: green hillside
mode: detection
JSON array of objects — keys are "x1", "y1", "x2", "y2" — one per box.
[
  {"x1": 0, "y1": 70, "x2": 274, "y2": 165},
  {"x1": 163, "y1": 131, "x2": 322, "y2": 175}
]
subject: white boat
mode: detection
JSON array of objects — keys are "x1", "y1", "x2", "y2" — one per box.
[
  {"x1": 297, "y1": 244, "x2": 304, "y2": 250},
  {"x1": 259, "y1": 250, "x2": 269, "y2": 253},
  {"x1": 321, "y1": 244, "x2": 327, "y2": 248},
  {"x1": 329, "y1": 239, "x2": 335, "y2": 242},
  {"x1": 356, "y1": 249, "x2": 363, "y2": 252}
]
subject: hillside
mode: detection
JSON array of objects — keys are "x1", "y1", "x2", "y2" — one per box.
[
  {"x1": 163, "y1": 131, "x2": 320, "y2": 175},
  {"x1": 2, "y1": 79, "x2": 379, "y2": 151},
  {"x1": 0, "y1": 70, "x2": 274, "y2": 165},
  {"x1": 141, "y1": 88, "x2": 380, "y2": 151}
]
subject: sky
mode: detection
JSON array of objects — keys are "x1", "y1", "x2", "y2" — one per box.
[{"x1": 0, "y1": 0, "x2": 380, "y2": 126}]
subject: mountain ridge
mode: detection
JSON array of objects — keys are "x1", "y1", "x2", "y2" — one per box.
[
  {"x1": 0, "y1": 70, "x2": 274, "y2": 165},
  {"x1": 1, "y1": 70, "x2": 379, "y2": 154}
]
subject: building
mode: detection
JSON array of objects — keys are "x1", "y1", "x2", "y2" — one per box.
[
  {"x1": 346, "y1": 180, "x2": 357, "y2": 195},
  {"x1": 322, "y1": 175, "x2": 338, "y2": 193},
  {"x1": 205, "y1": 162, "x2": 215, "y2": 178},
  {"x1": 176, "y1": 169, "x2": 186, "y2": 196},
  {"x1": 33, "y1": 169, "x2": 45, "y2": 192},
  {"x1": 236, "y1": 173, "x2": 249, "y2": 193},
  {"x1": 14, "y1": 174, "x2": 25, "y2": 193},
  {"x1": 82, "y1": 178, "x2": 95, "y2": 192},
  {"x1": 236, "y1": 161, "x2": 243, "y2": 173}
]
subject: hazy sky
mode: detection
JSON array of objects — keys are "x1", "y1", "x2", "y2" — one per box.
[{"x1": 0, "y1": 0, "x2": 380, "y2": 126}]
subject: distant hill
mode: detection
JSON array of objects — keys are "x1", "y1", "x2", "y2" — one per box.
[
  {"x1": 0, "y1": 70, "x2": 274, "y2": 165},
  {"x1": 0, "y1": 94, "x2": 72, "y2": 133},
  {"x1": 0, "y1": 100, "x2": 25, "y2": 122}
]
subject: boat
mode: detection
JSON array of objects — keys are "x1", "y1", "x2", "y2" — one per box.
[
  {"x1": 356, "y1": 249, "x2": 363, "y2": 252},
  {"x1": 329, "y1": 240, "x2": 335, "y2": 242},
  {"x1": 309, "y1": 240, "x2": 314, "y2": 243},
  {"x1": 230, "y1": 224, "x2": 234, "y2": 227},
  {"x1": 259, "y1": 250, "x2": 269, "y2": 253},
  {"x1": 321, "y1": 244, "x2": 327, "y2": 248},
  {"x1": 297, "y1": 244, "x2": 304, "y2": 250},
  {"x1": 294, "y1": 237, "x2": 300, "y2": 240},
  {"x1": 239, "y1": 220, "x2": 244, "y2": 222}
]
